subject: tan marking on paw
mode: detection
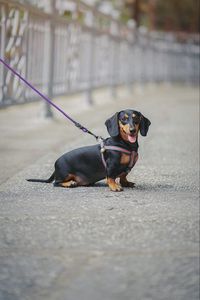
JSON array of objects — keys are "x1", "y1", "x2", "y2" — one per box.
[
  {"x1": 60, "y1": 180, "x2": 77, "y2": 188},
  {"x1": 107, "y1": 177, "x2": 123, "y2": 192}
]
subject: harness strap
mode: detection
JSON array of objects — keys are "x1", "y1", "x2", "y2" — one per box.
[
  {"x1": 104, "y1": 146, "x2": 132, "y2": 155},
  {"x1": 100, "y1": 144, "x2": 138, "y2": 171},
  {"x1": 129, "y1": 151, "x2": 138, "y2": 169},
  {"x1": 101, "y1": 152, "x2": 107, "y2": 169}
]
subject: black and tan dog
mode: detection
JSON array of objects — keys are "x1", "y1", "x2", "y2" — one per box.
[{"x1": 27, "y1": 110, "x2": 151, "y2": 191}]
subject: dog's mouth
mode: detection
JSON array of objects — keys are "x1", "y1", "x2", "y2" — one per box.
[
  {"x1": 127, "y1": 134, "x2": 137, "y2": 143},
  {"x1": 120, "y1": 124, "x2": 138, "y2": 143}
]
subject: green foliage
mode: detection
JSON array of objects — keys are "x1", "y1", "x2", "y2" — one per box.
[
  {"x1": 155, "y1": 0, "x2": 199, "y2": 32},
  {"x1": 117, "y1": 0, "x2": 199, "y2": 32}
]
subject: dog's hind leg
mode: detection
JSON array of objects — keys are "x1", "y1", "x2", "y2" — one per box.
[
  {"x1": 60, "y1": 180, "x2": 78, "y2": 188},
  {"x1": 55, "y1": 174, "x2": 78, "y2": 188}
]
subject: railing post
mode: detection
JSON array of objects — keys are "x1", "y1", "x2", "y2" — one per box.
[
  {"x1": 85, "y1": 10, "x2": 95, "y2": 105},
  {"x1": 0, "y1": 4, "x2": 6, "y2": 104},
  {"x1": 44, "y1": 0, "x2": 54, "y2": 118},
  {"x1": 110, "y1": 20, "x2": 119, "y2": 99},
  {"x1": 110, "y1": 40, "x2": 118, "y2": 99}
]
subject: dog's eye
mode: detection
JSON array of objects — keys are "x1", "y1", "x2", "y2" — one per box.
[{"x1": 121, "y1": 115, "x2": 128, "y2": 122}]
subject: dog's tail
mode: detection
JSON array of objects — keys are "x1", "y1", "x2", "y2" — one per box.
[{"x1": 26, "y1": 171, "x2": 55, "y2": 183}]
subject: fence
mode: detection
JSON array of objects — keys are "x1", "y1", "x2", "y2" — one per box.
[{"x1": 0, "y1": 0, "x2": 199, "y2": 107}]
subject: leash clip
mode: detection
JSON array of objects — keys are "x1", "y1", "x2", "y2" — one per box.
[{"x1": 97, "y1": 136, "x2": 106, "y2": 153}]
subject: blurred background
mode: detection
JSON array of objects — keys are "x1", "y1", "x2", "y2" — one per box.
[
  {"x1": 0, "y1": 2, "x2": 199, "y2": 299},
  {"x1": 0, "y1": 0, "x2": 199, "y2": 109}
]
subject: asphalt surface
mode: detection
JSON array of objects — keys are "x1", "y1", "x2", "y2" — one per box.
[{"x1": 0, "y1": 85, "x2": 199, "y2": 300}]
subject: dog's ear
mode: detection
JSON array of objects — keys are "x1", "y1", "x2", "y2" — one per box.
[
  {"x1": 105, "y1": 112, "x2": 119, "y2": 137},
  {"x1": 139, "y1": 115, "x2": 151, "y2": 136}
]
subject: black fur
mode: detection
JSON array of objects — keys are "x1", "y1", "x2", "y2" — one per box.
[
  {"x1": 139, "y1": 115, "x2": 151, "y2": 136},
  {"x1": 105, "y1": 112, "x2": 119, "y2": 137},
  {"x1": 27, "y1": 109, "x2": 151, "y2": 188}
]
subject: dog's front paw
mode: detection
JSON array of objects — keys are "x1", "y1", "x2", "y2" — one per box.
[
  {"x1": 107, "y1": 177, "x2": 123, "y2": 192},
  {"x1": 120, "y1": 181, "x2": 135, "y2": 188},
  {"x1": 110, "y1": 184, "x2": 123, "y2": 192},
  {"x1": 119, "y1": 174, "x2": 135, "y2": 188}
]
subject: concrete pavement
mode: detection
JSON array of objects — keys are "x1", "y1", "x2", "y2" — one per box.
[{"x1": 0, "y1": 84, "x2": 199, "y2": 300}]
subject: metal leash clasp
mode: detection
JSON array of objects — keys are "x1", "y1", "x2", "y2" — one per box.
[{"x1": 97, "y1": 136, "x2": 106, "y2": 153}]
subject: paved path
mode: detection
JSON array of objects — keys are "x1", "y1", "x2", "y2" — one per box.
[{"x1": 0, "y1": 85, "x2": 199, "y2": 300}]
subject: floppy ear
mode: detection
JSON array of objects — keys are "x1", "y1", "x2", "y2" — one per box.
[
  {"x1": 140, "y1": 115, "x2": 151, "y2": 136},
  {"x1": 105, "y1": 112, "x2": 119, "y2": 137}
]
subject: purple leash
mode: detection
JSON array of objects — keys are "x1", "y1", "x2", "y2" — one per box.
[{"x1": 0, "y1": 57, "x2": 100, "y2": 140}]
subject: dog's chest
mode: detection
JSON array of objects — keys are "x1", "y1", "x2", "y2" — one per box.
[
  {"x1": 120, "y1": 153, "x2": 130, "y2": 165},
  {"x1": 119, "y1": 151, "x2": 138, "y2": 174}
]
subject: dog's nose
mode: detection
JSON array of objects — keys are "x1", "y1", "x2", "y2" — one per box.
[{"x1": 130, "y1": 127, "x2": 136, "y2": 134}]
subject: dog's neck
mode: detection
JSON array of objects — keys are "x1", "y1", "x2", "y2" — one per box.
[{"x1": 108, "y1": 136, "x2": 139, "y2": 152}]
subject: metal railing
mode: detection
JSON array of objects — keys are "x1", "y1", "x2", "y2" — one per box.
[{"x1": 0, "y1": 0, "x2": 199, "y2": 107}]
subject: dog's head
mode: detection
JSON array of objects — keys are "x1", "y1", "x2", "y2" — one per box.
[{"x1": 105, "y1": 109, "x2": 151, "y2": 143}]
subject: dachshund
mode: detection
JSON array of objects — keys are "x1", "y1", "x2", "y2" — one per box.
[{"x1": 27, "y1": 109, "x2": 151, "y2": 192}]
